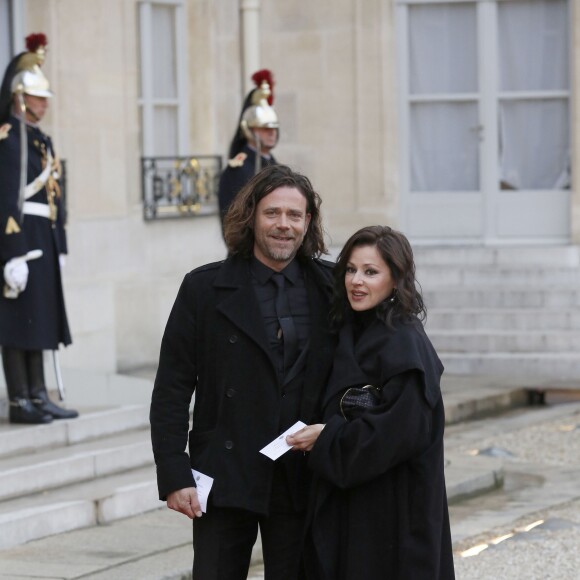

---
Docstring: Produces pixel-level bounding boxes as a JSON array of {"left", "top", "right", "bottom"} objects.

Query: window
[
  {"left": 138, "top": 0, "right": 189, "bottom": 157},
  {"left": 397, "top": 0, "right": 571, "bottom": 241}
]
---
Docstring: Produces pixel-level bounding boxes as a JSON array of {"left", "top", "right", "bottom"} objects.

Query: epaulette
[
  {"left": 0, "top": 123, "right": 12, "bottom": 141},
  {"left": 227, "top": 152, "right": 247, "bottom": 168}
]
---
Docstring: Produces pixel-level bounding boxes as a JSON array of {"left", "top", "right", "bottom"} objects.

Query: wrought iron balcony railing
[{"left": 141, "top": 155, "right": 222, "bottom": 221}]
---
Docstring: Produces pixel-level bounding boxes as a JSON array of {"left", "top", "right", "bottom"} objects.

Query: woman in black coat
[{"left": 288, "top": 225, "right": 455, "bottom": 580}]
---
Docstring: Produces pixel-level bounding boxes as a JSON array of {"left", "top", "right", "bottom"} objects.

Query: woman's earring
[{"left": 389, "top": 288, "right": 398, "bottom": 303}]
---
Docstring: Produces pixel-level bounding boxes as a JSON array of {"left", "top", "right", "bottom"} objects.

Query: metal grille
[{"left": 141, "top": 156, "right": 222, "bottom": 221}]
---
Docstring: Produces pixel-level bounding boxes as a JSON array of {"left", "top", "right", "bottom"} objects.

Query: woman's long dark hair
[
  {"left": 330, "top": 225, "right": 426, "bottom": 328},
  {"left": 224, "top": 164, "right": 327, "bottom": 258}
]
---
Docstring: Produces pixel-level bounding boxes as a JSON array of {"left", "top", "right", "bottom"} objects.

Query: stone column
[
  {"left": 571, "top": 0, "right": 580, "bottom": 243},
  {"left": 240, "top": 0, "right": 261, "bottom": 95}
]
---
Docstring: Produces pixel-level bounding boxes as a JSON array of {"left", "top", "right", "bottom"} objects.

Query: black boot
[
  {"left": 31, "top": 390, "right": 79, "bottom": 420},
  {"left": 27, "top": 350, "right": 79, "bottom": 420},
  {"left": 9, "top": 397, "right": 54, "bottom": 424},
  {"left": 2, "top": 348, "right": 53, "bottom": 424}
]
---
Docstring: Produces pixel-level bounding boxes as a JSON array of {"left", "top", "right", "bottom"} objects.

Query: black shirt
[{"left": 250, "top": 257, "right": 310, "bottom": 379}]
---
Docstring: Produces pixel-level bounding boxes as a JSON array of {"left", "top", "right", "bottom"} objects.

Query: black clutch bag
[{"left": 339, "top": 385, "right": 383, "bottom": 421}]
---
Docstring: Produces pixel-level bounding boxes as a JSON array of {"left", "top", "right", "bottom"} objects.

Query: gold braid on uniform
[{"left": 37, "top": 140, "right": 59, "bottom": 223}]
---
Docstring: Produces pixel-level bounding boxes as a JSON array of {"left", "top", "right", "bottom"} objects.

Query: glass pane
[
  {"left": 151, "top": 4, "right": 177, "bottom": 99},
  {"left": 499, "top": 0, "right": 569, "bottom": 91},
  {"left": 154, "top": 106, "right": 178, "bottom": 157},
  {"left": 410, "top": 102, "right": 479, "bottom": 192},
  {"left": 0, "top": 0, "right": 11, "bottom": 75},
  {"left": 409, "top": 3, "right": 477, "bottom": 94},
  {"left": 499, "top": 99, "right": 569, "bottom": 190}
]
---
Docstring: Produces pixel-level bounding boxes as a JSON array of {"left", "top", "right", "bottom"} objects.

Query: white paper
[
  {"left": 259, "top": 421, "right": 307, "bottom": 460},
  {"left": 191, "top": 469, "right": 214, "bottom": 513}
]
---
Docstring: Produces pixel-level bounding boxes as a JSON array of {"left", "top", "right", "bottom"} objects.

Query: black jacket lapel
[{"left": 214, "top": 257, "right": 276, "bottom": 371}]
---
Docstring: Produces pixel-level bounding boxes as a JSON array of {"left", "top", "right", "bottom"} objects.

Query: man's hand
[
  {"left": 286, "top": 423, "right": 325, "bottom": 452},
  {"left": 167, "top": 487, "right": 203, "bottom": 519}
]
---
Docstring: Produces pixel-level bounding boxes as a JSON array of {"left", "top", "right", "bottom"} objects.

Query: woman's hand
[{"left": 286, "top": 424, "right": 325, "bottom": 452}]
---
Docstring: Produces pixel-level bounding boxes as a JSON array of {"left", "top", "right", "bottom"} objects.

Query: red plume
[
  {"left": 251, "top": 69, "right": 274, "bottom": 105},
  {"left": 25, "top": 33, "right": 48, "bottom": 53}
]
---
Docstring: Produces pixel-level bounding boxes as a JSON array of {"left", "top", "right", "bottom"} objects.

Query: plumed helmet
[
  {"left": 0, "top": 33, "right": 52, "bottom": 122},
  {"left": 10, "top": 33, "right": 53, "bottom": 98},
  {"left": 240, "top": 72, "right": 279, "bottom": 140},
  {"left": 227, "top": 69, "right": 279, "bottom": 159}
]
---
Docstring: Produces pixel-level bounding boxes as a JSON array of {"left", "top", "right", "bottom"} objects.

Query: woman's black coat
[{"left": 305, "top": 315, "right": 455, "bottom": 580}]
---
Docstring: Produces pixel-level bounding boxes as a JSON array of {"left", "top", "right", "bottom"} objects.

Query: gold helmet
[
  {"left": 10, "top": 33, "right": 53, "bottom": 98},
  {"left": 240, "top": 74, "right": 279, "bottom": 141},
  {"left": 227, "top": 69, "right": 280, "bottom": 161}
]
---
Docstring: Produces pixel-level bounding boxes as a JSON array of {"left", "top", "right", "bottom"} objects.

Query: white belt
[
  {"left": 24, "top": 152, "right": 53, "bottom": 199},
  {"left": 23, "top": 201, "right": 51, "bottom": 218}
]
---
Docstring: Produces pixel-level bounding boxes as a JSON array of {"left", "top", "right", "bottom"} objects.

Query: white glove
[
  {"left": 59, "top": 254, "right": 66, "bottom": 269},
  {"left": 4, "top": 259, "right": 29, "bottom": 292}
]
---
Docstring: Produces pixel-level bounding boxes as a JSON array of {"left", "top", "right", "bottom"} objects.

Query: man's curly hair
[{"left": 223, "top": 164, "right": 327, "bottom": 258}]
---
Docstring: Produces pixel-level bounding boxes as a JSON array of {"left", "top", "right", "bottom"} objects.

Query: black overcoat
[
  {"left": 304, "top": 316, "right": 455, "bottom": 580},
  {"left": 150, "top": 254, "right": 335, "bottom": 515},
  {"left": 0, "top": 116, "right": 71, "bottom": 349}
]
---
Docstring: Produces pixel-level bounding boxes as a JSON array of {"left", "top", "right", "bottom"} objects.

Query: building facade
[{"left": 1, "top": 0, "right": 578, "bottom": 374}]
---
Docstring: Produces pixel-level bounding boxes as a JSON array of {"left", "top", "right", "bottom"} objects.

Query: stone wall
[{"left": 15, "top": 0, "right": 579, "bottom": 375}]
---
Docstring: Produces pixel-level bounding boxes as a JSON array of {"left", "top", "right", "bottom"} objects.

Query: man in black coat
[
  {"left": 218, "top": 69, "right": 279, "bottom": 234},
  {"left": 150, "top": 164, "right": 335, "bottom": 580},
  {"left": 0, "top": 33, "right": 77, "bottom": 424}
]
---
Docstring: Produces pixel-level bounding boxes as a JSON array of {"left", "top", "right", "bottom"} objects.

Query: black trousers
[{"left": 192, "top": 466, "right": 306, "bottom": 580}]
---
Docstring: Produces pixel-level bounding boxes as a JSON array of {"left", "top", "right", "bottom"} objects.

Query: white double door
[{"left": 397, "top": 0, "right": 570, "bottom": 244}]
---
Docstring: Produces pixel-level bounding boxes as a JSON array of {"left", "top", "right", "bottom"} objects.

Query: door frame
[{"left": 395, "top": 0, "right": 572, "bottom": 245}]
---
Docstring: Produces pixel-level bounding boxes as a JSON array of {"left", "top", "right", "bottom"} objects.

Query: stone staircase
[
  {"left": 415, "top": 245, "right": 580, "bottom": 381},
  {"left": 0, "top": 405, "right": 159, "bottom": 550},
  {"left": 2, "top": 243, "right": 578, "bottom": 557}
]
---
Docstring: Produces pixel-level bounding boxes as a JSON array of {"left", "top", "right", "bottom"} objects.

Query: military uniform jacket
[
  {"left": 0, "top": 116, "right": 71, "bottom": 349},
  {"left": 304, "top": 316, "right": 455, "bottom": 580},
  {"left": 150, "top": 254, "right": 335, "bottom": 515},
  {"left": 217, "top": 144, "right": 277, "bottom": 225}
]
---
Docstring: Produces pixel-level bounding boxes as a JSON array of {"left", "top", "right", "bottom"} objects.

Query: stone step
[
  {"left": 440, "top": 352, "right": 580, "bottom": 380},
  {"left": 413, "top": 245, "right": 580, "bottom": 267},
  {"left": 0, "top": 466, "right": 158, "bottom": 550},
  {"left": 0, "top": 404, "right": 149, "bottom": 459},
  {"left": 0, "top": 428, "right": 153, "bottom": 502},
  {"left": 423, "top": 288, "right": 580, "bottom": 309},
  {"left": 445, "top": 453, "right": 503, "bottom": 502},
  {"left": 0, "top": 454, "right": 501, "bottom": 561},
  {"left": 430, "top": 330, "right": 580, "bottom": 353},
  {"left": 427, "top": 309, "right": 580, "bottom": 332},
  {"left": 418, "top": 266, "right": 580, "bottom": 288}
]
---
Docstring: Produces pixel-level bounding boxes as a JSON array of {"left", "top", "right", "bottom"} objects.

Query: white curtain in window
[
  {"left": 499, "top": 0, "right": 568, "bottom": 92},
  {"left": 408, "top": 3, "right": 478, "bottom": 191},
  {"left": 154, "top": 107, "right": 178, "bottom": 157},
  {"left": 411, "top": 102, "right": 479, "bottom": 192},
  {"left": 151, "top": 4, "right": 177, "bottom": 100},
  {"left": 499, "top": 100, "right": 569, "bottom": 190},
  {"left": 409, "top": 3, "right": 477, "bottom": 94},
  {"left": 498, "top": 0, "right": 569, "bottom": 190}
]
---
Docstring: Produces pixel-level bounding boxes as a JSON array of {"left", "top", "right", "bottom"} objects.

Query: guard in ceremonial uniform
[
  {"left": 218, "top": 69, "right": 279, "bottom": 232},
  {"left": 0, "top": 34, "right": 77, "bottom": 424}
]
